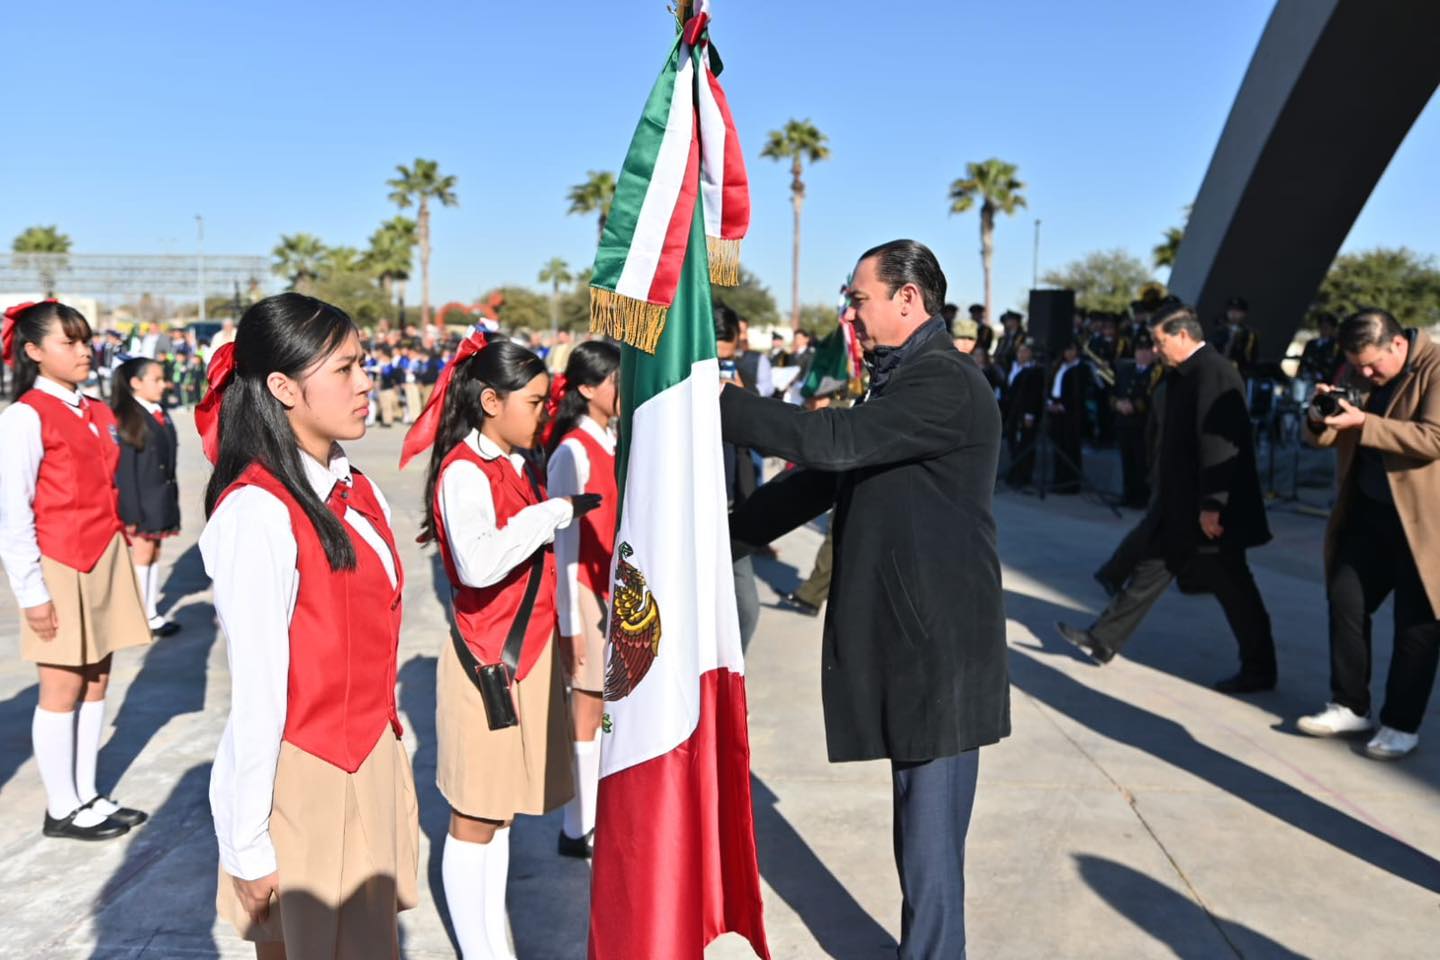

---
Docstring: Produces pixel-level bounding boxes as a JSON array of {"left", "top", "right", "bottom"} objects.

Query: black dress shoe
[
  {"left": 81, "top": 796, "right": 149, "bottom": 827},
  {"left": 557, "top": 829, "right": 593, "bottom": 860},
  {"left": 1092, "top": 570, "right": 1121, "bottom": 599},
  {"left": 43, "top": 809, "right": 130, "bottom": 841},
  {"left": 151, "top": 621, "right": 181, "bottom": 638},
  {"left": 777, "top": 593, "right": 820, "bottom": 617},
  {"left": 1213, "top": 672, "right": 1277, "bottom": 694},
  {"left": 1055, "top": 621, "right": 1115, "bottom": 665}
]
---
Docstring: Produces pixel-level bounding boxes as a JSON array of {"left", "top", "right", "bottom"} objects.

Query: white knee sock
[
  {"left": 563, "top": 739, "right": 601, "bottom": 840},
  {"left": 32, "top": 707, "right": 104, "bottom": 826},
  {"left": 132, "top": 562, "right": 152, "bottom": 618},
  {"left": 484, "top": 827, "right": 514, "bottom": 959},
  {"left": 145, "top": 562, "right": 161, "bottom": 623},
  {"left": 74, "top": 699, "right": 118, "bottom": 815},
  {"left": 444, "top": 833, "right": 515, "bottom": 960}
]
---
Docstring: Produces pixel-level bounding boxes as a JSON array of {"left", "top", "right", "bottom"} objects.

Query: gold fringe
[
  {"left": 590, "top": 288, "right": 669, "bottom": 355},
  {"left": 707, "top": 236, "right": 742, "bottom": 286}
]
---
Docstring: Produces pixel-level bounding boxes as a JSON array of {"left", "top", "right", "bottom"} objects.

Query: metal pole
[
  {"left": 1032, "top": 219, "right": 1041, "bottom": 289},
  {"left": 196, "top": 215, "right": 206, "bottom": 325}
]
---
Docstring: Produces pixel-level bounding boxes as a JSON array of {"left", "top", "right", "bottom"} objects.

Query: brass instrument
[{"left": 1081, "top": 342, "right": 1116, "bottom": 387}]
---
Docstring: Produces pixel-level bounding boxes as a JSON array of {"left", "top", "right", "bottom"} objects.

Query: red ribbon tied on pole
[
  {"left": 398, "top": 330, "right": 489, "bottom": 469},
  {"left": 195, "top": 342, "right": 236, "bottom": 464},
  {"left": 2, "top": 299, "right": 57, "bottom": 367}
]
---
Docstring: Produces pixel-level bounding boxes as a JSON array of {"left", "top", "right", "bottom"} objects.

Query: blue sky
[{"left": 4, "top": 0, "right": 1436, "bottom": 315}]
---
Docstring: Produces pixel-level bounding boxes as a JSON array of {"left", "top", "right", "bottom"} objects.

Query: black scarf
[{"left": 867, "top": 315, "right": 947, "bottom": 397}]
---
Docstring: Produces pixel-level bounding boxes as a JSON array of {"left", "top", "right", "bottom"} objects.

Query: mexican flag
[
  {"left": 587, "top": 6, "right": 769, "bottom": 959},
  {"left": 800, "top": 280, "right": 863, "bottom": 399}
]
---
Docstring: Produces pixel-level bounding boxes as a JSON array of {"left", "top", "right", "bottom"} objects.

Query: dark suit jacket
[
  {"left": 720, "top": 329, "right": 1009, "bottom": 762},
  {"left": 1152, "top": 343, "right": 1269, "bottom": 564},
  {"left": 1003, "top": 365, "right": 1044, "bottom": 439},
  {"left": 117, "top": 412, "right": 180, "bottom": 534}
]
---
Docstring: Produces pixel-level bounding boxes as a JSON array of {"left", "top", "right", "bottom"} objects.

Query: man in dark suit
[
  {"left": 1212, "top": 295, "right": 1260, "bottom": 374},
  {"left": 1003, "top": 340, "right": 1044, "bottom": 486},
  {"left": 1057, "top": 300, "right": 1277, "bottom": 693},
  {"left": 1299, "top": 312, "right": 1344, "bottom": 384},
  {"left": 992, "top": 309, "right": 1026, "bottom": 375},
  {"left": 1111, "top": 335, "right": 1163, "bottom": 507},
  {"left": 1046, "top": 340, "right": 1087, "bottom": 493},
  {"left": 721, "top": 239, "right": 1007, "bottom": 959}
]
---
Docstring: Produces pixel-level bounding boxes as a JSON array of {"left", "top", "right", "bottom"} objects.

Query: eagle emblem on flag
[{"left": 604, "top": 542, "right": 663, "bottom": 701}]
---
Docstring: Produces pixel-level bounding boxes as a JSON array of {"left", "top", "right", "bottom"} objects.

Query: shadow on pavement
[{"left": 0, "top": 682, "right": 39, "bottom": 793}]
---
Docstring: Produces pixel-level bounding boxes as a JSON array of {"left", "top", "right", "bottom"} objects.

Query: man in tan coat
[{"left": 1296, "top": 309, "right": 1440, "bottom": 760}]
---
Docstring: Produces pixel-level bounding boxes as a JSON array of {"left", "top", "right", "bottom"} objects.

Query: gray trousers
[
  {"left": 733, "top": 555, "right": 759, "bottom": 652},
  {"left": 892, "top": 749, "right": 980, "bottom": 959}
]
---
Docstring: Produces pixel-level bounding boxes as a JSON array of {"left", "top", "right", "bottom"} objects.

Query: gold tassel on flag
[
  {"left": 706, "top": 236, "right": 741, "bottom": 286},
  {"left": 590, "top": 288, "right": 670, "bottom": 354}
]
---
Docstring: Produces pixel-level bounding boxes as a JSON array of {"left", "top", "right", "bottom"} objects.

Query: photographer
[{"left": 1296, "top": 309, "right": 1440, "bottom": 760}]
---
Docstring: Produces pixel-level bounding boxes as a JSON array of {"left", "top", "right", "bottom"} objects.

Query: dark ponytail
[
  {"left": 9, "top": 302, "right": 92, "bottom": 399},
  {"left": 544, "top": 340, "right": 620, "bottom": 457},
  {"left": 111, "top": 357, "right": 161, "bottom": 450},
  {"left": 202, "top": 293, "right": 359, "bottom": 571},
  {"left": 419, "top": 340, "right": 547, "bottom": 544}
]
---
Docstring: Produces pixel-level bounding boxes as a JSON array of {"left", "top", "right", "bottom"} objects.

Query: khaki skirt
[
  {"left": 437, "top": 632, "right": 574, "bottom": 821},
  {"left": 20, "top": 532, "right": 151, "bottom": 666},
  {"left": 217, "top": 734, "right": 419, "bottom": 958},
  {"left": 571, "top": 588, "right": 608, "bottom": 695}
]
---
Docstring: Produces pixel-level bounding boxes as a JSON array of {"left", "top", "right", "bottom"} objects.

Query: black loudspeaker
[{"left": 1028, "top": 288, "right": 1076, "bottom": 359}]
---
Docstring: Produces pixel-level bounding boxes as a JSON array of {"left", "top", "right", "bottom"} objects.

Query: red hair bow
[
  {"left": 540, "top": 372, "right": 569, "bottom": 448},
  {"left": 2, "top": 299, "right": 57, "bottom": 367},
  {"left": 195, "top": 342, "right": 236, "bottom": 464},
  {"left": 399, "top": 330, "right": 488, "bottom": 469}
]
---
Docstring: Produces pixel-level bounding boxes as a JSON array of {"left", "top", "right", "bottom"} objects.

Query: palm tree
[
  {"left": 320, "top": 245, "right": 363, "bottom": 278},
  {"left": 761, "top": 119, "right": 829, "bottom": 330},
  {"left": 1153, "top": 206, "right": 1193, "bottom": 270},
  {"left": 271, "top": 233, "right": 327, "bottom": 293},
  {"left": 363, "top": 217, "right": 417, "bottom": 319},
  {"left": 12, "top": 224, "right": 72, "bottom": 297},
  {"left": 387, "top": 158, "right": 459, "bottom": 326},
  {"left": 538, "top": 257, "right": 573, "bottom": 338},
  {"left": 567, "top": 171, "right": 616, "bottom": 243},
  {"left": 948, "top": 159, "right": 1027, "bottom": 328}
]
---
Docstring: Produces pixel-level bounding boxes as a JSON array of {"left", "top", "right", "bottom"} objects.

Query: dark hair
[
  {"left": 1339, "top": 308, "right": 1404, "bottom": 354},
  {"left": 858, "top": 239, "right": 947, "bottom": 317},
  {"left": 1150, "top": 300, "right": 1204, "bottom": 340},
  {"left": 1315, "top": 311, "right": 1340, "bottom": 331},
  {"left": 545, "top": 340, "right": 620, "bottom": 457},
  {"left": 714, "top": 304, "right": 741, "bottom": 344},
  {"left": 202, "top": 293, "right": 360, "bottom": 571},
  {"left": 420, "top": 340, "right": 548, "bottom": 544},
  {"left": 111, "top": 357, "right": 162, "bottom": 450},
  {"left": 9, "top": 301, "right": 92, "bottom": 399}
]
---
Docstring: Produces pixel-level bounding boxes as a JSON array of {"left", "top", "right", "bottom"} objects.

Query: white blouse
[
  {"left": 545, "top": 416, "right": 616, "bottom": 637},
  {"left": 0, "top": 376, "right": 98, "bottom": 608},
  {"left": 203, "top": 446, "right": 397, "bottom": 882},
  {"left": 437, "top": 429, "right": 574, "bottom": 591}
]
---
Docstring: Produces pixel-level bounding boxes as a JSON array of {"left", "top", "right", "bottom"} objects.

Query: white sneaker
[
  {"left": 1365, "top": 726, "right": 1418, "bottom": 760},
  {"left": 1297, "top": 702, "right": 1374, "bottom": 738}
]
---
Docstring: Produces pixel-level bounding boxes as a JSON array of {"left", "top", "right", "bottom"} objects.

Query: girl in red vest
[
  {"left": 111, "top": 356, "right": 182, "bottom": 637},
  {"left": 200, "top": 294, "right": 418, "bottom": 959},
  {"left": 403, "top": 335, "right": 598, "bottom": 960},
  {"left": 0, "top": 300, "right": 151, "bottom": 842},
  {"left": 543, "top": 340, "right": 620, "bottom": 859}
]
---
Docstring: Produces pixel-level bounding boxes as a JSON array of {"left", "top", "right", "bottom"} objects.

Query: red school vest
[
  {"left": 19, "top": 390, "right": 124, "bottom": 572},
  {"left": 559, "top": 427, "right": 617, "bottom": 598},
  {"left": 217, "top": 463, "right": 405, "bottom": 774},
  {"left": 434, "top": 442, "right": 557, "bottom": 682}
]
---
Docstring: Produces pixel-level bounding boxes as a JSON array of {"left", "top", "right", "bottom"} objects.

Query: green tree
[
  {"left": 311, "top": 268, "right": 394, "bottom": 331},
  {"left": 567, "top": 171, "right": 616, "bottom": 243},
  {"left": 1153, "top": 205, "right": 1192, "bottom": 270},
  {"left": 795, "top": 302, "right": 840, "bottom": 338},
  {"left": 1314, "top": 247, "right": 1440, "bottom": 329},
  {"left": 711, "top": 268, "right": 781, "bottom": 330},
  {"left": 557, "top": 267, "right": 596, "bottom": 333},
  {"left": 320, "top": 245, "right": 363, "bottom": 278},
  {"left": 12, "top": 224, "right": 72, "bottom": 297},
  {"left": 271, "top": 233, "right": 328, "bottom": 293},
  {"left": 489, "top": 285, "right": 554, "bottom": 335},
  {"left": 387, "top": 158, "right": 459, "bottom": 326},
  {"left": 537, "top": 257, "right": 573, "bottom": 337},
  {"left": 1041, "top": 249, "right": 1156, "bottom": 314},
  {"left": 761, "top": 119, "right": 830, "bottom": 330},
  {"left": 363, "top": 216, "right": 417, "bottom": 318},
  {"left": 948, "top": 158, "right": 1027, "bottom": 327}
]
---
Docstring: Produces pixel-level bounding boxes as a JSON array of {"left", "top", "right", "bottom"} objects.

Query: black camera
[{"left": 1311, "top": 385, "right": 1364, "bottom": 418}]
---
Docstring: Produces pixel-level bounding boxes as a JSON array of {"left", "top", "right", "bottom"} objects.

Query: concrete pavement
[{"left": 0, "top": 410, "right": 1435, "bottom": 958}]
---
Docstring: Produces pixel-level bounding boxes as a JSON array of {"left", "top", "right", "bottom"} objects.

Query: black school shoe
[
  {"left": 777, "top": 593, "right": 821, "bottom": 617},
  {"left": 1213, "top": 672, "right": 1277, "bottom": 695},
  {"left": 43, "top": 809, "right": 130, "bottom": 841},
  {"left": 151, "top": 621, "right": 181, "bottom": 638},
  {"left": 81, "top": 796, "right": 149, "bottom": 827},
  {"left": 557, "top": 829, "right": 594, "bottom": 860},
  {"left": 1055, "top": 621, "right": 1115, "bottom": 665}
]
